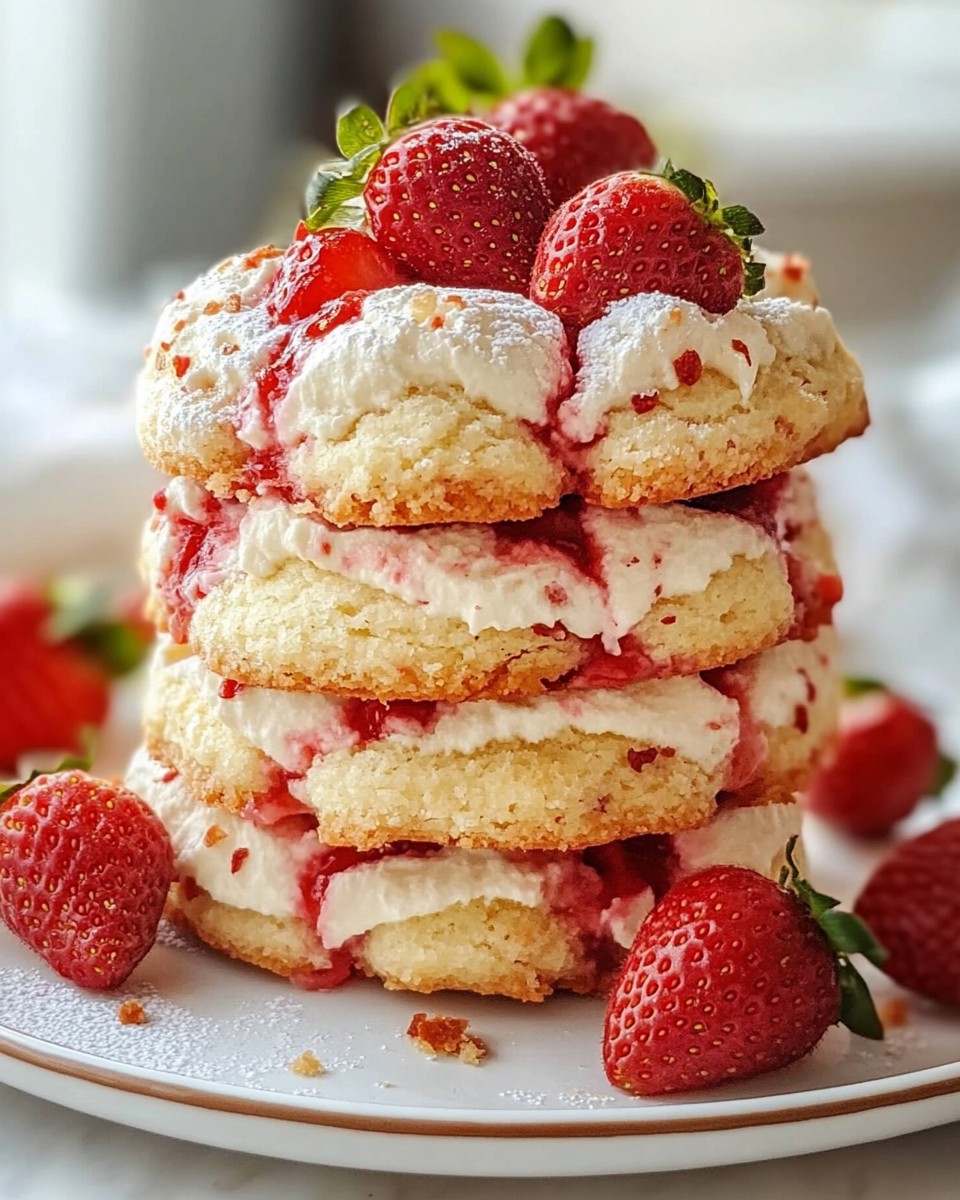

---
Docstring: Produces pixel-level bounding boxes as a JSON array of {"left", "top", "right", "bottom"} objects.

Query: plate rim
[{"left": 3, "top": 1025, "right": 960, "bottom": 1139}]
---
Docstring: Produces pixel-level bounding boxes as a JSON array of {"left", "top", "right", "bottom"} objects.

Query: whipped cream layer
[
  {"left": 128, "top": 748, "right": 800, "bottom": 956},
  {"left": 745, "top": 627, "right": 838, "bottom": 729},
  {"left": 605, "top": 800, "right": 803, "bottom": 948},
  {"left": 272, "top": 284, "right": 572, "bottom": 448},
  {"left": 152, "top": 640, "right": 740, "bottom": 773},
  {"left": 148, "top": 478, "right": 776, "bottom": 650},
  {"left": 560, "top": 293, "right": 841, "bottom": 444},
  {"left": 126, "top": 748, "right": 315, "bottom": 920}
]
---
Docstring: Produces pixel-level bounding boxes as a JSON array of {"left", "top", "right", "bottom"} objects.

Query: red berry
[
  {"left": 531, "top": 171, "right": 747, "bottom": 327},
  {"left": 603, "top": 866, "right": 840, "bottom": 1095},
  {"left": 0, "top": 772, "right": 174, "bottom": 988},
  {"left": 268, "top": 227, "right": 406, "bottom": 323},
  {"left": 855, "top": 819, "right": 960, "bottom": 1006},
  {"left": 0, "top": 583, "right": 110, "bottom": 772},
  {"left": 364, "top": 117, "right": 552, "bottom": 294},
  {"left": 485, "top": 88, "right": 656, "bottom": 205},
  {"left": 805, "top": 691, "right": 944, "bottom": 836}
]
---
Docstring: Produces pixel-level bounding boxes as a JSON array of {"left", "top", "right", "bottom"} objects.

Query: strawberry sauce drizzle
[
  {"left": 235, "top": 291, "right": 368, "bottom": 500},
  {"left": 703, "top": 664, "right": 768, "bottom": 792},
  {"left": 154, "top": 491, "right": 242, "bottom": 644},
  {"left": 693, "top": 474, "right": 841, "bottom": 638}
]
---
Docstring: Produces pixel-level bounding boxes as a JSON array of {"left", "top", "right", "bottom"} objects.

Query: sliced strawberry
[{"left": 268, "top": 227, "right": 406, "bottom": 323}]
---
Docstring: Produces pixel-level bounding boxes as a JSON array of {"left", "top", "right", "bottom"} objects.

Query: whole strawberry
[
  {"left": 0, "top": 582, "right": 108, "bottom": 772},
  {"left": 805, "top": 683, "right": 954, "bottom": 836},
  {"left": 604, "top": 841, "right": 884, "bottom": 1096},
  {"left": 531, "top": 163, "right": 765, "bottom": 327},
  {"left": 855, "top": 819, "right": 960, "bottom": 1007},
  {"left": 0, "top": 771, "right": 174, "bottom": 988},
  {"left": 486, "top": 88, "right": 656, "bottom": 205},
  {"left": 268, "top": 224, "right": 406, "bottom": 323},
  {"left": 364, "top": 117, "right": 550, "bottom": 292},
  {"left": 405, "top": 17, "right": 655, "bottom": 204}
]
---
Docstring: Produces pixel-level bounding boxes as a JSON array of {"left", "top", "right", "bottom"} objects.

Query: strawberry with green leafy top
[
  {"left": 531, "top": 161, "right": 766, "bottom": 327},
  {"left": 303, "top": 92, "right": 552, "bottom": 293},
  {"left": 805, "top": 680, "right": 955, "bottom": 837},
  {"left": 604, "top": 838, "right": 884, "bottom": 1096},
  {"left": 406, "top": 17, "right": 657, "bottom": 204},
  {"left": 0, "top": 579, "right": 152, "bottom": 773},
  {"left": 0, "top": 770, "right": 174, "bottom": 988}
]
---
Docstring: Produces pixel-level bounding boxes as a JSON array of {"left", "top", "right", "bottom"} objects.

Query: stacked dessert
[{"left": 130, "top": 94, "right": 867, "bottom": 1001}]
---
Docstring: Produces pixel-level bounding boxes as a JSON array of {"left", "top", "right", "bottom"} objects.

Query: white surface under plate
[{"left": 1, "top": 818, "right": 959, "bottom": 1178}]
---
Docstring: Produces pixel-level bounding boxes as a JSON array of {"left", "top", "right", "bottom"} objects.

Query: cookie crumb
[
  {"left": 407, "top": 1012, "right": 488, "bottom": 1065},
  {"left": 117, "top": 1000, "right": 149, "bottom": 1026},
  {"left": 289, "top": 1050, "right": 325, "bottom": 1078},
  {"left": 878, "top": 997, "right": 910, "bottom": 1030},
  {"left": 204, "top": 824, "right": 227, "bottom": 847}
]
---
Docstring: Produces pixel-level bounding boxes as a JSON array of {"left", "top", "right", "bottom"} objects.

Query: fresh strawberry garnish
[
  {"left": 804, "top": 682, "right": 955, "bottom": 837},
  {"left": 0, "top": 771, "right": 174, "bottom": 988},
  {"left": 855, "top": 820, "right": 960, "bottom": 1007},
  {"left": 364, "top": 117, "right": 551, "bottom": 292},
  {"left": 401, "top": 18, "right": 655, "bottom": 205},
  {"left": 0, "top": 579, "right": 152, "bottom": 772},
  {"left": 486, "top": 88, "right": 656, "bottom": 205},
  {"left": 531, "top": 162, "right": 765, "bottom": 327},
  {"left": 303, "top": 94, "right": 552, "bottom": 294},
  {"left": 603, "top": 839, "right": 884, "bottom": 1096},
  {"left": 268, "top": 226, "right": 406, "bottom": 323}
]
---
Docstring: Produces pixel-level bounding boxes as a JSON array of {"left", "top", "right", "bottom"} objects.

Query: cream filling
[
  {"left": 125, "top": 747, "right": 313, "bottom": 920},
  {"left": 158, "top": 643, "right": 740, "bottom": 773},
  {"left": 226, "top": 494, "right": 773, "bottom": 649},
  {"left": 318, "top": 849, "right": 550, "bottom": 949},
  {"left": 559, "top": 293, "right": 839, "bottom": 444},
  {"left": 274, "top": 283, "right": 571, "bottom": 445},
  {"left": 743, "top": 627, "right": 838, "bottom": 729},
  {"left": 127, "top": 749, "right": 800, "bottom": 954},
  {"left": 604, "top": 801, "right": 803, "bottom": 950}
]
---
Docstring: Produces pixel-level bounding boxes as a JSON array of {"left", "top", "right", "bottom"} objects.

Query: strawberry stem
[
  {"left": 660, "top": 161, "right": 765, "bottom": 297},
  {"left": 781, "top": 836, "right": 886, "bottom": 1041}
]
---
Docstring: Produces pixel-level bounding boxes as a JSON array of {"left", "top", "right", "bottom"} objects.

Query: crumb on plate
[
  {"left": 407, "top": 1012, "right": 488, "bottom": 1065},
  {"left": 117, "top": 999, "right": 149, "bottom": 1026},
  {"left": 878, "top": 997, "right": 910, "bottom": 1030},
  {"left": 289, "top": 1050, "right": 325, "bottom": 1078}
]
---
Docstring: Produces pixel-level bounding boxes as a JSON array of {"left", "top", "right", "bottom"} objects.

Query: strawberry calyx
[
  {"left": 303, "top": 84, "right": 448, "bottom": 231},
  {"left": 404, "top": 15, "right": 595, "bottom": 117},
  {"left": 779, "top": 836, "right": 886, "bottom": 1040},
  {"left": 45, "top": 577, "right": 152, "bottom": 679},
  {"left": 660, "top": 160, "right": 766, "bottom": 297},
  {"left": 0, "top": 755, "right": 93, "bottom": 809}
]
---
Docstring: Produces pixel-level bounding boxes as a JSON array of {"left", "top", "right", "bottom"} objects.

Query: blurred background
[{"left": 1, "top": 0, "right": 959, "bottom": 727}]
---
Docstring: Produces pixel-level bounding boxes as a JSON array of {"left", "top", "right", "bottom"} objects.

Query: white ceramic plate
[{"left": 1, "top": 819, "right": 959, "bottom": 1177}]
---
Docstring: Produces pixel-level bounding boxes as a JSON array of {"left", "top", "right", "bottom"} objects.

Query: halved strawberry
[{"left": 268, "top": 224, "right": 407, "bottom": 323}]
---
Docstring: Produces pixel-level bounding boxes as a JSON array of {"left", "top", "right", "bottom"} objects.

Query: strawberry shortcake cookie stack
[{"left": 130, "top": 74, "right": 867, "bottom": 999}]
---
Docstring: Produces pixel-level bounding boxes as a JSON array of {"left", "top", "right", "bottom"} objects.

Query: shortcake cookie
[
  {"left": 143, "top": 471, "right": 837, "bottom": 701},
  {"left": 559, "top": 293, "right": 867, "bottom": 509},
  {"left": 142, "top": 628, "right": 837, "bottom": 851},
  {"left": 128, "top": 747, "right": 802, "bottom": 1000},
  {"left": 138, "top": 263, "right": 572, "bottom": 527}
]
